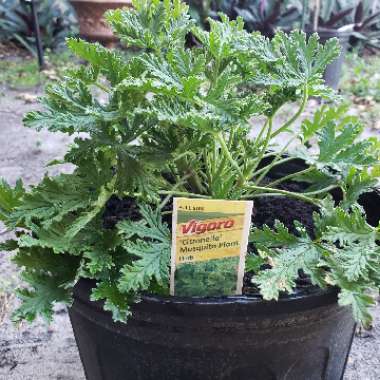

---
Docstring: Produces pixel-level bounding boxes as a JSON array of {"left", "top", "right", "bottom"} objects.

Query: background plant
[
  {"left": 0, "top": 0, "right": 78, "bottom": 55},
  {"left": 304, "top": 0, "right": 380, "bottom": 50},
  {"left": 188, "top": 0, "right": 302, "bottom": 37},
  {"left": 0, "top": 0, "right": 379, "bottom": 327}
]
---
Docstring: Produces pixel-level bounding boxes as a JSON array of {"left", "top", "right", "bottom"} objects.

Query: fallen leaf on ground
[{"left": 16, "top": 93, "right": 38, "bottom": 104}]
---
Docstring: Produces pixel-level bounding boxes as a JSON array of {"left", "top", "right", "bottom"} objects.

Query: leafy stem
[
  {"left": 271, "top": 84, "right": 309, "bottom": 138},
  {"left": 244, "top": 185, "right": 321, "bottom": 206},
  {"left": 215, "top": 132, "right": 246, "bottom": 185}
]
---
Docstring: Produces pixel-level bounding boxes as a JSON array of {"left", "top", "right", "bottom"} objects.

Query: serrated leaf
[
  {"left": 341, "top": 168, "right": 378, "bottom": 209},
  {"left": 0, "top": 179, "right": 25, "bottom": 224},
  {"left": 118, "top": 205, "right": 170, "bottom": 293},
  {"left": 320, "top": 205, "right": 374, "bottom": 245},
  {"left": 12, "top": 254, "right": 79, "bottom": 323},
  {"left": 118, "top": 240, "right": 170, "bottom": 293},
  {"left": 9, "top": 174, "right": 98, "bottom": 229},
  {"left": 338, "top": 289, "right": 375, "bottom": 327},
  {"left": 91, "top": 281, "right": 132, "bottom": 322},
  {"left": 250, "top": 220, "right": 298, "bottom": 247},
  {"left": 66, "top": 38, "right": 129, "bottom": 85}
]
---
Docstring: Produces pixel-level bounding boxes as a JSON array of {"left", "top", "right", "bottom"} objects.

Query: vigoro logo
[{"left": 181, "top": 219, "right": 234, "bottom": 235}]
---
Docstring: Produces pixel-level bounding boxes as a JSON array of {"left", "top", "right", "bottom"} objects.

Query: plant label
[{"left": 170, "top": 198, "right": 253, "bottom": 297}]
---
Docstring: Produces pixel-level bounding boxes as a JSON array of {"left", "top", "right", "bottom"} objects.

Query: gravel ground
[{"left": 0, "top": 89, "right": 379, "bottom": 380}]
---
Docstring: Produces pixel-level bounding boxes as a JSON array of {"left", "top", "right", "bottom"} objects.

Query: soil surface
[{"left": 1, "top": 89, "right": 380, "bottom": 380}]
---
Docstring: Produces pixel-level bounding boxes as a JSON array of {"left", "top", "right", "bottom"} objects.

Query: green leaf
[
  {"left": 322, "top": 206, "right": 374, "bottom": 245},
  {"left": 338, "top": 289, "right": 375, "bottom": 327},
  {"left": 118, "top": 204, "right": 170, "bottom": 242},
  {"left": 118, "top": 205, "right": 171, "bottom": 293},
  {"left": 250, "top": 220, "right": 298, "bottom": 248},
  {"left": 12, "top": 251, "right": 80, "bottom": 323},
  {"left": 106, "top": 0, "right": 193, "bottom": 51},
  {"left": 341, "top": 168, "right": 378, "bottom": 209},
  {"left": 66, "top": 38, "right": 129, "bottom": 85},
  {"left": 318, "top": 122, "right": 377, "bottom": 169},
  {"left": 337, "top": 243, "right": 379, "bottom": 282},
  {"left": 9, "top": 174, "right": 98, "bottom": 228},
  {"left": 245, "top": 254, "right": 264, "bottom": 274},
  {"left": 118, "top": 240, "right": 170, "bottom": 293},
  {"left": 252, "top": 222, "right": 323, "bottom": 299},
  {"left": 91, "top": 281, "right": 132, "bottom": 322},
  {"left": 272, "top": 31, "right": 340, "bottom": 85},
  {"left": 0, "top": 179, "right": 25, "bottom": 224},
  {"left": 23, "top": 80, "right": 120, "bottom": 135}
]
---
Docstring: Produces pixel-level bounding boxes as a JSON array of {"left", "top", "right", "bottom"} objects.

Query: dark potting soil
[{"left": 102, "top": 181, "right": 318, "bottom": 297}]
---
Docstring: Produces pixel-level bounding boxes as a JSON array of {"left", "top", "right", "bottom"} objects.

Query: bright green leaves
[
  {"left": 318, "top": 122, "right": 374, "bottom": 169},
  {"left": 67, "top": 38, "right": 129, "bottom": 85},
  {"left": 24, "top": 80, "right": 120, "bottom": 135},
  {"left": 9, "top": 175, "right": 96, "bottom": 228},
  {"left": 338, "top": 289, "right": 375, "bottom": 327},
  {"left": 106, "top": 0, "right": 193, "bottom": 52},
  {"left": 251, "top": 220, "right": 298, "bottom": 248},
  {"left": 0, "top": 179, "right": 24, "bottom": 224},
  {"left": 118, "top": 205, "right": 171, "bottom": 293},
  {"left": 91, "top": 281, "right": 132, "bottom": 322},
  {"left": 252, "top": 199, "right": 380, "bottom": 326},
  {"left": 248, "top": 31, "right": 341, "bottom": 107},
  {"left": 251, "top": 221, "right": 323, "bottom": 300},
  {"left": 5, "top": 0, "right": 380, "bottom": 328},
  {"left": 12, "top": 247, "right": 80, "bottom": 323},
  {"left": 273, "top": 31, "right": 340, "bottom": 84},
  {"left": 296, "top": 105, "right": 378, "bottom": 204},
  {"left": 341, "top": 168, "right": 378, "bottom": 209}
]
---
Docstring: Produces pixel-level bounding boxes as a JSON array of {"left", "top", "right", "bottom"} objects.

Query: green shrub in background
[
  {"left": 187, "top": 0, "right": 302, "bottom": 37},
  {"left": 0, "top": 0, "right": 78, "bottom": 54},
  {"left": 187, "top": 0, "right": 380, "bottom": 50}
]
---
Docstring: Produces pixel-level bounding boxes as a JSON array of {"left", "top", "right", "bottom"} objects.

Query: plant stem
[
  {"left": 158, "top": 190, "right": 211, "bottom": 199},
  {"left": 215, "top": 132, "right": 246, "bottom": 185},
  {"left": 175, "top": 156, "right": 204, "bottom": 194},
  {"left": 271, "top": 84, "right": 309, "bottom": 139},
  {"left": 252, "top": 156, "right": 295, "bottom": 178},
  {"left": 244, "top": 185, "right": 321, "bottom": 206},
  {"left": 265, "top": 167, "right": 314, "bottom": 188},
  {"left": 248, "top": 117, "right": 273, "bottom": 179},
  {"left": 94, "top": 81, "right": 111, "bottom": 93},
  {"left": 303, "top": 185, "right": 338, "bottom": 195}
]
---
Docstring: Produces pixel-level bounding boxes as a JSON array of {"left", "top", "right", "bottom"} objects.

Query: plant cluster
[
  {"left": 1, "top": 0, "right": 380, "bottom": 326},
  {"left": 188, "top": 0, "right": 301, "bottom": 37},
  {"left": 0, "top": 0, "right": 78, "bottom": 54},
  {"left": 308, "top": 0, "right": 380, "bottom": 50},
  {"left": 188, "top": 0, "right": 380, "bottom": 50}
]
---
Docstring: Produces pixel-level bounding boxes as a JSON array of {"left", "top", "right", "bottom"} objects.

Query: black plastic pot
[
  {"left": 70, "top": 281, "right": 355, "bottom": 380},
  {"left": 69, "top": 158, "right": 380, "bottom": 380},
  {"left": 308, "top": 28, "right": 351, "bottom": 90}
]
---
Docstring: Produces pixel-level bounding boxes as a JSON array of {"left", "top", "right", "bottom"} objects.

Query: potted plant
[
  {"left": 1, "top": 0, "right": 380, "bottom": 379},
  {"left": 69, "top": 0, "right": 131, "bottom": 44}
]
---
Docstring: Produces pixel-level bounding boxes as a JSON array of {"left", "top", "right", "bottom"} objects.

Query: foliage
[
  {"left": 187, "top": 0, "right": 302, "bottom": 38},
  {"left": 303, "top": 0, "right": 380, "bottom": 50},
  {"left": 342, "top": 52, "right": 380, "bottom": 101},
  {"left": 0, "top": 0, "right": 77, "bottom": 54},
  {"left": 341, "top": 52, "right": 380, "bottom": 129},
  {"left": 0, "top": 0, "right": 379, "bottom": 327}
]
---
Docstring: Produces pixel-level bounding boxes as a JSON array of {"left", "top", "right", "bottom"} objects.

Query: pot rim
[{"left": 74, "top": 278, "right": 341, "bottom": 317}]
